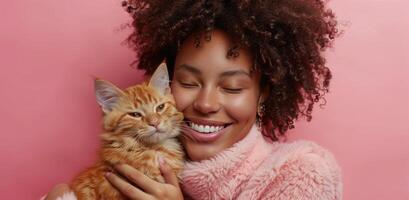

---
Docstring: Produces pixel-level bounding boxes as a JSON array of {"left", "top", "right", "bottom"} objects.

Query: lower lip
[{"left": 184, "top": 124, "right": 231, "bottom": 143}]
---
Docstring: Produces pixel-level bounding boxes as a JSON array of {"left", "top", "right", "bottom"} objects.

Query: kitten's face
[
  {"left": 105, "top": 84, "right": 183, "bottom": 144},
  {"left": 95, "top": 63, "right": 183, "bottom": 144}
]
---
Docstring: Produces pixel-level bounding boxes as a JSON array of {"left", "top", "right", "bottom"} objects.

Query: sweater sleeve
[
  {"left": 261, "top": 152, "right": 343, "bottom": 200},
  {"left": 40, "top": 192, "right": 77, "bottom": 200}
]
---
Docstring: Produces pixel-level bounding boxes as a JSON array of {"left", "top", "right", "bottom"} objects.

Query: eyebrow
[
  {"left": 177, "top": 64, "right": 251, "bottom": 78},
  {"left": 177, "top": 64, "right": 201, "bottom": 75}
]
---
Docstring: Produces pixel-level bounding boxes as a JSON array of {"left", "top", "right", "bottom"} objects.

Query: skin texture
[
  {"left": 104, "top": 160, "right": 183, "bottom": 200},
  {"left": 171, "top": 29, "right": 262, "bottom": 161}
]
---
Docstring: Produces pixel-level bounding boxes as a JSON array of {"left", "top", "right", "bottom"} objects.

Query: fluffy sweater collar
[{"left": 180, "top": 124, "right": 278, "bottom": 199}]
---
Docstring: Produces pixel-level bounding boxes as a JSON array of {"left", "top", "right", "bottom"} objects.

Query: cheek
[
  {"left": 224, "top": 93, "right": 258, "bottom": 122},
  {"left": 117, "top": 117, "right": 142, "bottom": 133},
  {"left": 171, "top": 84, "right": 193, "bottom": 112}
]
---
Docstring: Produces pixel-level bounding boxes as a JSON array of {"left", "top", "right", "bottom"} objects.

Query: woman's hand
[{"left": 105, "top": 156, "right": 184, "bottom": 200}]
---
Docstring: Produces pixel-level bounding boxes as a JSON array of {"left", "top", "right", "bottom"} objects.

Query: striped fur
[{"left": 70, "top": 81, "right": 185, "bottom": 200}]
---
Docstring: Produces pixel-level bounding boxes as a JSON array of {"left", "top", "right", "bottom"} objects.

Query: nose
[
  {"left": 193, "top": 87, "right": 220, "bottom": 114},
  {"left": 146, "top": 115, "right": 160, "bottom": 127}
]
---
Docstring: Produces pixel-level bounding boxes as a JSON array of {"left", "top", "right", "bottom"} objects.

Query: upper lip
[{"left": 185, "top": 117, "right": 232, "bottom": 126}]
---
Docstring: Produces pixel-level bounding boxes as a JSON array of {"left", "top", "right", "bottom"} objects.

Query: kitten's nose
[{"left": 147, "top": 115, "right": 159, "bottom": 127}]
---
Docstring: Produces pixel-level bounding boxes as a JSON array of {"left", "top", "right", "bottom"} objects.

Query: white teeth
[{"left": 188, "top": 122, "right": 225, "bottom": 134}]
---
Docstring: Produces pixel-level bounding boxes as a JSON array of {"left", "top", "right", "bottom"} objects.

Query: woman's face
[{"left": 171, "top": 29, "right": 262, "bottom": 161}]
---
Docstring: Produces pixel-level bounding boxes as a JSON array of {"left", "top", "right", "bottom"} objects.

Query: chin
[
  {"left": 186, "top": 150, "right": 213, "bottom": 161},
  {"left": 182, "top": 140, "right": 224, "bottom": 161}
]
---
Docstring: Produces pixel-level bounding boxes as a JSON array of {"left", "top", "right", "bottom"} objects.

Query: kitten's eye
[
  {"left": 128, "top": 112, "right": 142, "bottom": 118},
  {"left": 156, "top": 103, "right": 166, "bottom": 112}
]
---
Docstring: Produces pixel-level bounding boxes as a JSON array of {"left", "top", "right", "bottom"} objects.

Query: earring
[{"left": 256, "top": 103, "right": 265, "bottom": 130}]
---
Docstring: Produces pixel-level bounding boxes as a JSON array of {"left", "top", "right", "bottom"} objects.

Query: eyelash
[
  {"left": 179, "top": 81, "right": 243, "bottom": 93},
  {"left": 223, "top": 88, "right": 243, "bottom": 94},
  {"left": 180, "top": 82, "right": 198, "bottom": 88}
]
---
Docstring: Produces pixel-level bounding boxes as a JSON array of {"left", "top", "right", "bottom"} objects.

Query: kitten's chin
[
  {"left": 145, "top": 131, "right": 179, "bottom": 144},
  {"left": 139, "top": 133, "right": 170, "bottom": 145},
  {"left": 130, "top": 127, "right": 180, "bottom": 145},
  {"left": 142, "top": 137, "right": 166, "bottom": 144}
]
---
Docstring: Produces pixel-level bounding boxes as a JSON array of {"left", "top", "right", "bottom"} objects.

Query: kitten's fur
[{"left": 70, "top": 64, "right": 185, "bottom": 200}]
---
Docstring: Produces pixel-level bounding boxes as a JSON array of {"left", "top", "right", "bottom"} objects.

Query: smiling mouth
[{"left": 185, "top": 118, "right": 233, "bottom": 134}]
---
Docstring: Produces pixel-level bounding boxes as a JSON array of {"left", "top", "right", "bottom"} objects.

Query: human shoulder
[
  {"left": 275, "top": 139, "right": 342, "bottom": 169},
  {"left": 241, "top": 140, "right": 343, "bottom": 200},
  {"left": 273, "top": 140, "right": 343, "bottom": 199}
]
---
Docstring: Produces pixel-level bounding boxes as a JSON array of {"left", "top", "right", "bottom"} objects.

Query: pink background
[{"left": 1, "top": 0, "right": 408, "bottom": 199}]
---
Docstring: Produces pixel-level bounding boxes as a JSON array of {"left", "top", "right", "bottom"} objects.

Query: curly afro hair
[{"left": 121, "top": 0, "right": 339, "bottom": 141}]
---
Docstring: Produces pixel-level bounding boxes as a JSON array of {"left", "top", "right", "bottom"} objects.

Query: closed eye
[
  {"left": 223, "top": 88, "right": 243, "bottom": 94},
  {"left": 179, "top": 82, "right": 198, "bottom": 88}
]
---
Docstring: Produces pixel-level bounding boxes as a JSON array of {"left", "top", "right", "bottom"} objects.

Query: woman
[{"left": 46, "top": 0, "right": 342, "bottom": 199}]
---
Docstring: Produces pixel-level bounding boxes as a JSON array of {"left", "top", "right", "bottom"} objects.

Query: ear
[
  {"left": 258, "top": 84, "right": 270, "bottom": 105},
  {"left": 94, "top": 79, "right": 124, "bottom": 113},
  {"left": 148, "top": 63, "right": 171, "bottom": 96}
]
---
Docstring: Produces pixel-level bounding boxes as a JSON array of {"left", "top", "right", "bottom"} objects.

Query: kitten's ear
[
  {"left": 94, "top": 79, "right": 124, "bottom": 113},
  {"left": 148, "top": 63, "right": 171, "bottom": 95}
]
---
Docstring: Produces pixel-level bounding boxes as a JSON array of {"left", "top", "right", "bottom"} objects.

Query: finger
[
  {"left": 158, "top": 156, "right": 179, "bottom": 187},
  {"left": 114, "top": 164, "right": 160, "bottom": 195},
  {"left": 105, "top": 172, "right": 152, "bottom": 200}
]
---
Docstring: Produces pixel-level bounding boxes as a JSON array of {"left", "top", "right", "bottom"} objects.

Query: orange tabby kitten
[{"left": 70, "top": 63, "right": 185, "bottom": 200}]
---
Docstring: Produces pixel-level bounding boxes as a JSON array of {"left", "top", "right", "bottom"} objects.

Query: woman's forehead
[{"left": 175, "top": 29, "right": 254, "bottom": 74}]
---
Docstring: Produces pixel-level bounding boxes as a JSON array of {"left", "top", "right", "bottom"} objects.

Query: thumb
[{"left": 158, "top": 156, "right": 179, "bottom": 187}]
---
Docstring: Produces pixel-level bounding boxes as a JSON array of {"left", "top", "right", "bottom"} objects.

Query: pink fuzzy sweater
[
  {"left": 180, "top": 125, "right": 342, "bottom": 199},
  {"left": 43, "top": 125, "right": 342, "bottom": 200}
]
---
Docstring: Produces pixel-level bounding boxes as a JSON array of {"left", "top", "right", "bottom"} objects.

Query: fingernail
[
  {"left": 158, "top": 155, "right": 166, "bottom": 166},
  {"left": 105, "top": 172, "right": 111, "bottom": 177}
]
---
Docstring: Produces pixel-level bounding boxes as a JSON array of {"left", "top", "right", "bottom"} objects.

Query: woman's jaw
[
  {"left": 171, "top": 29, "right": 261, "bottom": 161},
  {"left": 180, "top": 116, "right": 255, "bottom": 161}
]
